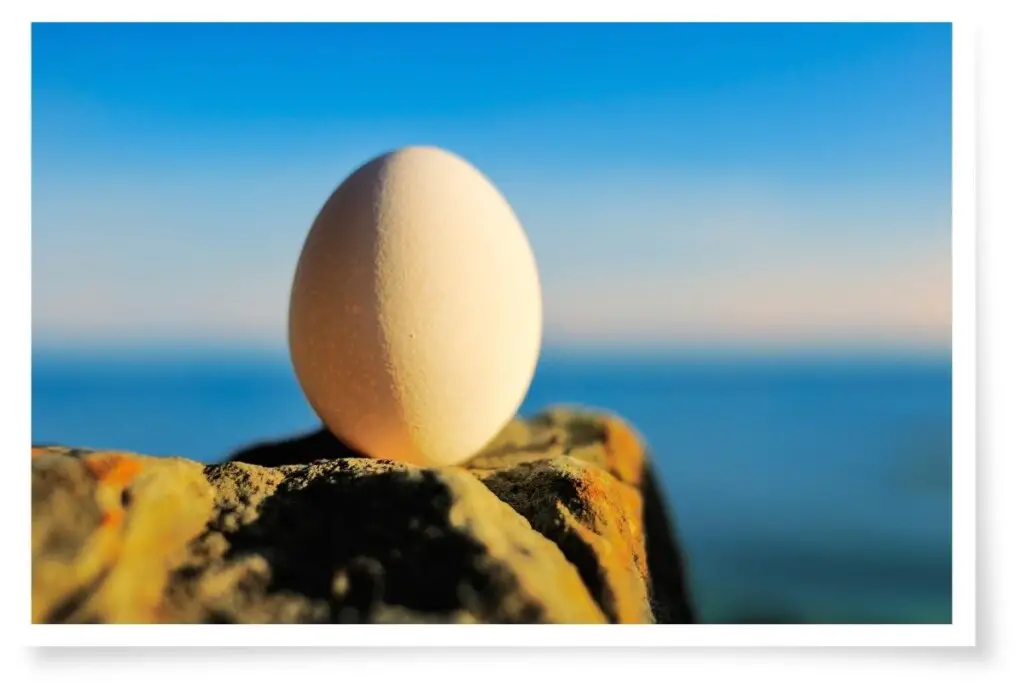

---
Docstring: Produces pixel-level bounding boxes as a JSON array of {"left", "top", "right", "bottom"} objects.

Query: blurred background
[{"left": 31, "top": 22, "right": 952, "bottom": 624}]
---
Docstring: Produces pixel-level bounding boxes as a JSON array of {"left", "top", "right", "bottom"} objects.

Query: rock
[{"left": 31, "top": 408, "right": 696, "bottom": 624}]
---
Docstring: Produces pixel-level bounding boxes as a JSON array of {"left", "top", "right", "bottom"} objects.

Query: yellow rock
[{"left": 31, "top": 408, "right": 695, "bottom": 624}]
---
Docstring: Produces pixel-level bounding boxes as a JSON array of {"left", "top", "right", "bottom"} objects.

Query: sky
[{"left": 31, "top": 22, "right": 952, "bottom": 354}]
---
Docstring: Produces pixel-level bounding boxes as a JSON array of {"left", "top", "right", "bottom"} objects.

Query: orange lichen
[
  {"left": 82, "top": 453, "right": 143, "bottom": 488},
  {"left": 99, "top": 509, "right": 125, "bottom": 529},
  {"left": 556, "top": 483, "right": 651, "bottom": 624},
  {"left": 601, "top": 416, "right": 646, "bottom": 487}
]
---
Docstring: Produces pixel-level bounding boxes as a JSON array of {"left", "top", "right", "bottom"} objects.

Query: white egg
[{"left": 288, "top": 146, "right": 543, "bottom": 467}]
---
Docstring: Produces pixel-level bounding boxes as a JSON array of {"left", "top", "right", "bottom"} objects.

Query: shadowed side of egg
[{"left": 289, "top": 146, "right": 543, "bottom": 467}]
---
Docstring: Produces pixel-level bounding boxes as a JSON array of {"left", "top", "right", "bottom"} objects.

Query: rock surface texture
[{"left": 31, "top": 408, "right": 695, "bottom": 624}]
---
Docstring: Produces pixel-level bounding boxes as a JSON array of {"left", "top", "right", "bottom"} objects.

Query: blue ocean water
[{"left": 31, "top": 350, "right": 952, "bottom": 624}]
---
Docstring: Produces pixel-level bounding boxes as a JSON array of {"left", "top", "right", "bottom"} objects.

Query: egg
[{"left": 288, "top": 146, "right": 543, "bottom": 467}]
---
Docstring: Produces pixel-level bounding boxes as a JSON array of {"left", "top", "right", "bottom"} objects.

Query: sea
[{"left": 31, "top": 348, "right": 953, "bottom": 624}]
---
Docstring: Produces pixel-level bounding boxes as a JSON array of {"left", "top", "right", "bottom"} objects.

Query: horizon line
[{"left": 31, "top": 339, "right": 953, "bottom": 363}]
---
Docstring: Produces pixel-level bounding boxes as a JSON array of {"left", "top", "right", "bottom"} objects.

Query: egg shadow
[{"left": 227, "top": 427, "right": 369, "bottom": 466}]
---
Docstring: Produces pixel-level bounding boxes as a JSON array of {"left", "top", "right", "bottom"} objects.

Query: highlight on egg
[{"left": 288, "top": 146, "right": 544, "bottom": 467}]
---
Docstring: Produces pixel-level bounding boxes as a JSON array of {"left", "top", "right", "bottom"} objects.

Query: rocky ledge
[{"left": 31, "top": 407, "right": 695, "bottom": 624}]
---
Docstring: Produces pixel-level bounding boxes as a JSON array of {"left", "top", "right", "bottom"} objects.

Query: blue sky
[{"left": 32, "top": 22, "right": 951, "bottom": 352}]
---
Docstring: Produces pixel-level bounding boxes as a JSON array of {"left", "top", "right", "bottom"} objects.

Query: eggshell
[{"left": 288, "top": 146, "right": 543, "bottom": 467}]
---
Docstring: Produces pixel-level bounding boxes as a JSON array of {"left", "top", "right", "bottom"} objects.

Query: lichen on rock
[{"left": 31, "top": 408, "right": 695, "bottom": 624}]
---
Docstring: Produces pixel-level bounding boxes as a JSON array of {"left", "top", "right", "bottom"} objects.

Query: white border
[
  {"left": 20, "top": 1, "right": 970, "bottom": 22},
  {"left": 26, "top": 623, "right": 972, "bottom": 648},
  {"left": 14, "top": 13, "right": 974, "bottom": 651},
  {"left": 949, "top": 20, "right": 977, "bottom": 643}
]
